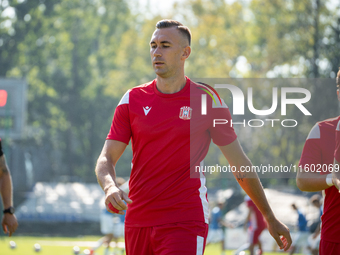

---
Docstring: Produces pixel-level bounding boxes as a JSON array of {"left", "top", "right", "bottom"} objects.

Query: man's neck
[{"left": 156, "top": 75, "right": 187, "bottom": 94}]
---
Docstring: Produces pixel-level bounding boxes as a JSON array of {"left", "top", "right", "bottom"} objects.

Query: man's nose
[{"left": 153, "top": 47, "right": 162, "bottom": 57}]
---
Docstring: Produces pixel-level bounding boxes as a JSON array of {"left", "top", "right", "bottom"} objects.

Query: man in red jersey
[
  {"left": 0, "top": 139, "right": 18, "bottom": 236},
  {"left": 297, "top": 68, "right": 340, "bottom": 254},
  {"left": 95, "top": 19, "right": 291, "bottom": 255},
  {"left": 332, "top": 69, "right": 340, "bottom": 253}
]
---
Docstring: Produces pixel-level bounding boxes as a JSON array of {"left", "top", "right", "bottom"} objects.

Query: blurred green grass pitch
[
  {"left": 0, "top": 236, "right": 105, "bottom": 255},
  {"left": 0, "top": 236, "right": 301, "bottom": 255}
]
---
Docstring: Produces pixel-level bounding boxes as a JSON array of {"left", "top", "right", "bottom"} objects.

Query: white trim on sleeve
[
  {"left": 306, "top": 124, "right": 320, "bottom": 139},
  {"left": 337, "top": 120, "right": 340, "bottom": 131},
  {"left": 118, "top": 90, "right": 130, "bottom": 106}
]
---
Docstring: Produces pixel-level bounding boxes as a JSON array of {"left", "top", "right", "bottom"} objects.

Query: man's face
[{"left": 150, "top": 27, "right": 189, "bottom": 78}]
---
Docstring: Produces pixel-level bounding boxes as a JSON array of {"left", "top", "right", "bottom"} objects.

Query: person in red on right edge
[
  {"left": 332, "top": 68, "right": 340, "bottom": 254},
  {"left": 297, "top": 68, "right": 340, "bottom": 254}
]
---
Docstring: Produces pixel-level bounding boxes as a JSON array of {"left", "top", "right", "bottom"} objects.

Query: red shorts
[
  {"left": 320, "top": 239, "right": 340, "bottom": 255},
  {"left": 249, "top": 227, "right": 265, "bottom": 244},
  {"left": 125, "top": 221, "right": 208, "bottom": 255}
]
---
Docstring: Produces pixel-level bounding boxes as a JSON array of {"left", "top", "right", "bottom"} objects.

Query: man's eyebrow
[{"left": 150, "top": 40, "right": 172, "bottom": 45}]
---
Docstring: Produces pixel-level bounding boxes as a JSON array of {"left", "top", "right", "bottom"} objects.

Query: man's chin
[{"left": 154, "top": 69, "right": 169, "bottom": 77}]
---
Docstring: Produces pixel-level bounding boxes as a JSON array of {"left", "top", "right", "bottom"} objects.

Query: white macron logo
[{"left": 143, "top": 106, "right": 152, "bottom": 116}]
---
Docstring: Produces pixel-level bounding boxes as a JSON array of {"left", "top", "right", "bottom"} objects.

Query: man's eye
[
  {"left": 151, "top": 45, "right": 156, "bottom": 49},
  {"left": 163, "top": 45, "right": 170, "bottom": 48}
]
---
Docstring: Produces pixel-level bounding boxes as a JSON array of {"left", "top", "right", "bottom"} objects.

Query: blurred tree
[
  {"left": 247, "top": 0, "right": 340, "bottom": 78},
  {"left": 175, "top": 0, "right": 249, "bottom": 78},
  {"left": 2, "top": 0, "right": 137, "bottom": 182}
]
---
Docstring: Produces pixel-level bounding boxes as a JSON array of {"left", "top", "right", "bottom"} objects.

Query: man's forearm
[
  {"left": 0, "top": 173, "right": 13, "bottom": 209},
  {"left": 95, "top": 142, "right": 131, "bottom": 213},
  {"left": 0, "top": 156, "right": 13, "bottom": 208},
  {"left": 95, "top": 140, "right": 127, "bottom": 192},
  {"left": 95, "top": 156, "right": 118, "bottom": 192},
  {"left": 234, "top": 168, "right": 274, "bottom": 220},
  {"left": 218, "top": 141, "right": 275, "bottom": 220},
  {"left": 296, "top": 169, "right": 330, "bottom": 192}
]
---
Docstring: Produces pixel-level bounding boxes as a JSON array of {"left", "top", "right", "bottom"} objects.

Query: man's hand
[
  {"left": 2, "top": 214, "right": 18, "bottom": 237},
  {"left": 332, "top": 159, "right": 340, "bottom": 191},
  {"left": 332, "top": 172, "right": 340, "bottom": 191},
  {"left": 95, "top": 140, "right": 132, "bottom": 214},
  {"left": 105, "top": 185, "right": 132, "bottom": 215},
  {"left": 266, "top": 216, "right": 292, "bottom": 251}
]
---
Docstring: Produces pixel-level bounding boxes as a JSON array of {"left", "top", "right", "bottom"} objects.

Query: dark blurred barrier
[{"left": 14, "top": 221, "right": 101, "bottom": 237}]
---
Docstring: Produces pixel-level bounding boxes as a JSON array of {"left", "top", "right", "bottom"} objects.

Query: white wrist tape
[{"left": 326, "top": 174, "right": 334, "bottom": 187}]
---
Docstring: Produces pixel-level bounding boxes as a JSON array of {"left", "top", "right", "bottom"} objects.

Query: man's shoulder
[
  {"left": 306, "top": 117, "right": 338, "bottom": 140},
  {"left": 317, "top": 117, "right": 339, "bottom": 130},
  {"left": 129, "top": 80, "right": 155, "bottom": 94},
  {"left": 189, "top": 79, "right": 202, "bottom": 87},
  {"left": 190, "top": 80, "right": 228, "bottom": 109},
  {"left": 117, "top": 80, "right": 155, "bottom": 106},
  {"left": 189, "top": 80, "right": 213, "bottom": 94}
]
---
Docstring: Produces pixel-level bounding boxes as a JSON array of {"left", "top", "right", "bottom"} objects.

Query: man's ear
[{"left": 182, "top": 46, "right": 191, "bottom": 60}]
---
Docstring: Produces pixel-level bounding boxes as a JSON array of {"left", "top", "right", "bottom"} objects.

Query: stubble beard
[{"left": 154, "top": 66, "right": 172, "bottom": 78}]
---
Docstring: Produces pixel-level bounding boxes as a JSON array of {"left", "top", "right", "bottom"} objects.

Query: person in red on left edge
[
  {"left": 95, "top": 19, "right": 292, "bottom": 255},
  {"left": 0, "top": 138, "right": 18, "bottom": 236}
]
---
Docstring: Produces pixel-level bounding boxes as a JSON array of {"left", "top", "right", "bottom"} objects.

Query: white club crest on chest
[{"left": 179, "top": 106, "right": 192, "bottom": 120}]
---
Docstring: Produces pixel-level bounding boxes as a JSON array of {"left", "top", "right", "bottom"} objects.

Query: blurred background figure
[
  {"left": 0, "top": 138, "right": 18, "bottom": 237},
  {"left": 307, "top": 194, "right": 323, "bottom": 255},
  {"left": 90, "top": 177, "right": 127, "bottom": 255},
  {"left": 206, "top": 200, "right": 233, "bottom": 255},
  {"left": 290, "top": 203, "right": 309, "bottom": 255},
  {"left": 234, "top": 195, "right": 266, "bottom": 255},
  {"left": 244, "top": 195, "right": 266, "bottom": 255}
]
